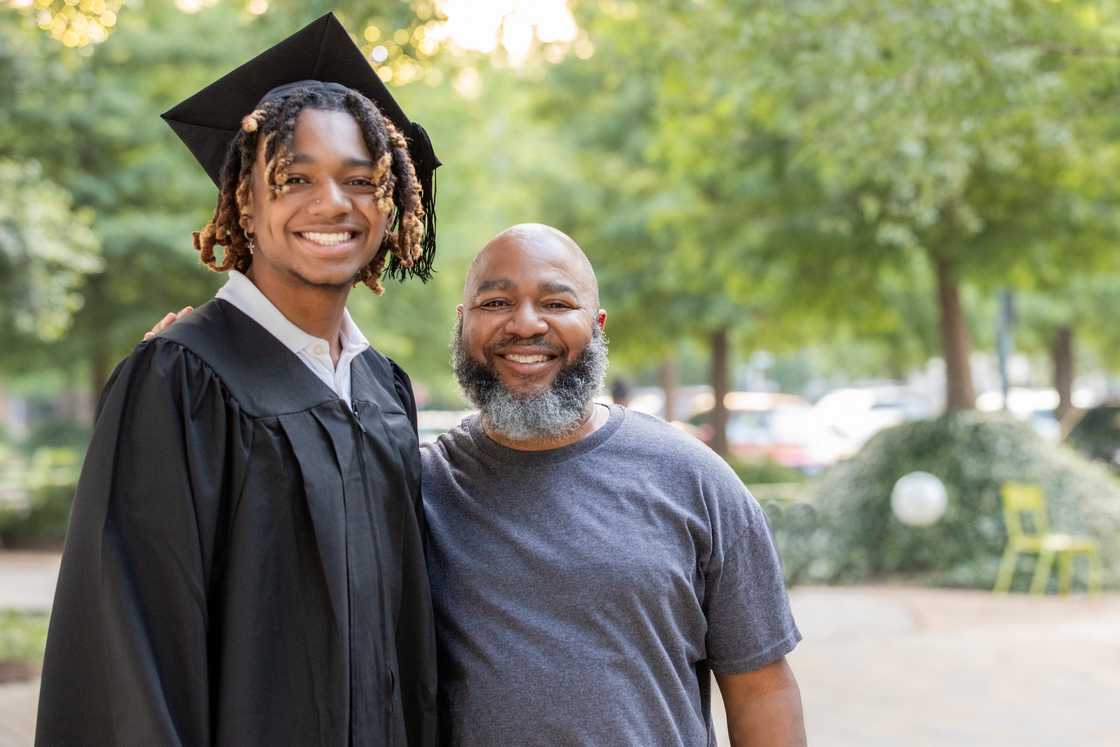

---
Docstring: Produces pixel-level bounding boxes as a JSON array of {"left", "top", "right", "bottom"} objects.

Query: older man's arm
[{"left": 716, "top": 656, "right": 806, "bottom": 747}]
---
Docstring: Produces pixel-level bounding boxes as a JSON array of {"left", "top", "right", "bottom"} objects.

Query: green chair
[{"left": 994, "top": 482, "right": 1101, "bottom": 595}]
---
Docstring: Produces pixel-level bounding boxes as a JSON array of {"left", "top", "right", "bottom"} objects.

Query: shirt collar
[
  {"left": 338, "top": 302, "right": 370, "bottom": 354},
  {"left": 216, "top": 270, "right": 370, "bottom": 357}
]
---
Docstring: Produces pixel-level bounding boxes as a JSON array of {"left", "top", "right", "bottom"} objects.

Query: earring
[
  {"left": 244, "top": 230, "right": 255, "bottom": 255},
  {"left": 248, "top": 237, "right": 255, "bottom": 255}
]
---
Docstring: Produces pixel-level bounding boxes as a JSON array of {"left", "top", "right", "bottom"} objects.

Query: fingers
[
  {"left": 143, "top": 312, "right": 178, "bottom": 342},
  {"left": 142, "top": 306, "right": 195, "bottom": 342}
]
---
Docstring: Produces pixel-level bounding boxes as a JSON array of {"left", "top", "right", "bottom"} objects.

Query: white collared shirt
[{"left": 215, "top": 271, "right": 370, "bottom": 409}]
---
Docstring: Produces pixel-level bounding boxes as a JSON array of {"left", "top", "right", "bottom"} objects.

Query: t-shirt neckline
[{"left": 466, "top": 403, "right": 626, "bottom": 465}]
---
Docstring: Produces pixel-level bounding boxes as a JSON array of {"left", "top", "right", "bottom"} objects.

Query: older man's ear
[{"left": 142, "top": 306, "right": 194, "bottom": 341}]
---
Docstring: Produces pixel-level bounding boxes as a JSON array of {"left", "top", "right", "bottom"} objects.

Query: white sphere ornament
[{"left": 890, "top": 471, "right": 948, "bottom": 527}]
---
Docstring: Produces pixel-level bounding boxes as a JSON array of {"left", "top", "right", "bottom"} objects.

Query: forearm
[
  {"left": 717, "top": 658, "right": 807, "bottom": 747},
  {"left": 724, "top": 682, "right": 806, "bottom": 747}
]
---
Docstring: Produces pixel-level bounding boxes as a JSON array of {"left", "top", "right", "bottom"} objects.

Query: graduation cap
[{"left": 162, "top": 12, "right": 439, "bottom": 280}]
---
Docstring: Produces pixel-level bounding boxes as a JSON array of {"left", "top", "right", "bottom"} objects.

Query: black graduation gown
[{"left": 36, "top": 299, "right": 437, "bottom": 746}]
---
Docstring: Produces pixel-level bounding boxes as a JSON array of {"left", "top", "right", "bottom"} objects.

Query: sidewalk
[
  {"left": 771, "top": 586, "right": 1120, "bottom": 747},
  {"left": 0, "top": 552, "right": 58, "bottom": 612},
  {"left": 3, "top": 552, "right": 1119, "bottom": 746}
]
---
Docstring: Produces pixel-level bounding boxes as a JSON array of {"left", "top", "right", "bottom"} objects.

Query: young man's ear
[
  {"left": 242, "top": 210, "right": 255, "bottom": 237},
  {"left": 241, "top": 185, "right": 257, "bottom": 236}
]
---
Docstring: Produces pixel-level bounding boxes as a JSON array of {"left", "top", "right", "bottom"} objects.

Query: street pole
[{"left": 996, "top": 290, "right": 1015, "bottom": 410}]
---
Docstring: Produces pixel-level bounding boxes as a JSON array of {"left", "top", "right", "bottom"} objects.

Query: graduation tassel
[{"left": 408, "top": 121, "right": 440, "bottom": 283}]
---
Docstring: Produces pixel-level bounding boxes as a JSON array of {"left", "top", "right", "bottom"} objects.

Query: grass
[{"left": 0, "top": 610, "right": 49, "bottom": 662}]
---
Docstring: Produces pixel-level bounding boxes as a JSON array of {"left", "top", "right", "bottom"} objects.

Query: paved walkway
[
  {"left": 0, "top": 552, "right": 58, "bottom": 612},
  {"left": 2, "top": 552, "right": 1118, "bottom": 746}
]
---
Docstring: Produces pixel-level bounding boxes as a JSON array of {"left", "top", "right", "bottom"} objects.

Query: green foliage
[
  {"left": 0, "top": 2, "right": 560, "bottom": 399},
  {"left": 0, "top": 447, "right": 79, "bottom": 547},
  {"left": 783, "top": 413, "right": 1120, "bottom": 589},
  {"left": 534, "top": 0, "right": 1120, "bottom": 396},
  {"left": 4, "top": 0, "right": 1120, "bottom": 412},
  {"left": 0, "top": 611, "right": 49, "bottom": 663},
  {"left": 1015, "top": 275, "right": 1120, "bottom": 371},
  {"left": 730, "top": 457, "right": 807, "bottom": 486},
  {"left": 0, "top": 482, "right": 73, "bottom": 547},
  {"left": 20, "top": 420, "right": 90, "bottom": 456},
  {"left": 0, "top": 159, "right": 101, "bottom": 342}
]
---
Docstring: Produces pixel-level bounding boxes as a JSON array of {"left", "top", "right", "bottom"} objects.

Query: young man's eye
[
  {"left": 349, "top": 178, "right": 375, "bottom": 187},
  {"left": 283, "top": 176, "right": 309, "bottom": 186}
]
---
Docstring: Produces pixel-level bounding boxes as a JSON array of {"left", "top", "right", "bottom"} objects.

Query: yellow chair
[{"left": 994, "top": 482, "right": 1101, "bottom": 595}]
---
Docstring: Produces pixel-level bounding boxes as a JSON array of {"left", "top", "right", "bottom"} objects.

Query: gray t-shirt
[{"left": 421, "top": 405, "right": 800, "bottom": 746}]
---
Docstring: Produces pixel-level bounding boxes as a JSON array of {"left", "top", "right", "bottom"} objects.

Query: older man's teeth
[
  {"left": 302, "top": 232, "right": 353, "bottom": 245},
  {"left": 504, "top": 354, "right": 550, "bottom": 364}
]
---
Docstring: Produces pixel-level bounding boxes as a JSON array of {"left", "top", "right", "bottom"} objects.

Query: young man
[
  {"left": 425, "top": 224, "right": 806, "bottom": 745},
  {"left": 36, "top": 15, "right": 439, "bottom": 746}
]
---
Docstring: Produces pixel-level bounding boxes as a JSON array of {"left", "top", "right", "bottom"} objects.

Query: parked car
[
  {"left": 686, "top": 392, "right": 837, "bottom": 472},
  {"left": 1065, "top": 403, "right": 1120, "bottom": 473},
  {"left": 811, "top": 385, "right": 933, "bottom": 458},
  {"left": 416, "top": 409, "right": 475, "bottom": 444}
]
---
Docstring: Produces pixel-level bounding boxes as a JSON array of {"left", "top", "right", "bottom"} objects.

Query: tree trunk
[
  {"left": 709, "top": 327, "right": 731, "bottom": 458},
  {"left": 1052, "top": 325, "right": 1074, "bottom": 421},
  {"left": 934, "top": 256, "right": 976, "bottom": 412},
  {"left": 658, "top": 356, "right": 677, "bottom": 423}
]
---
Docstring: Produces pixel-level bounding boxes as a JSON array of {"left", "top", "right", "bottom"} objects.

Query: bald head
[{"left": 464, "top": 223, "right": 599, "bottom": 308}]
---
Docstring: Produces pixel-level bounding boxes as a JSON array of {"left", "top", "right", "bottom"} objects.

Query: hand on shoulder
[{"left": 143, "top": 306, "right": 194, "bottom": 341}]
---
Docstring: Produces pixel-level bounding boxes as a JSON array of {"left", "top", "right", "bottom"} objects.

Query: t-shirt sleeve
[{"left": 702, "top": 467, "right": 801, "bottom": 674}]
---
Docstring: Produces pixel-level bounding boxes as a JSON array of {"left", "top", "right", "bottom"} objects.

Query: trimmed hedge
[
  {"left": 0, "top": 447, "right": 79, "bottom": 547},
  {"left": 771, "top": 412, "right": 1120, "bottom": 590},
  {"left": 730, "top": 458, "right": 807, "bottom": 486}
]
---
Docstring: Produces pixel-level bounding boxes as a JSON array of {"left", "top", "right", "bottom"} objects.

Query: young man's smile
[{"left": 292, "top": 225, "right": 365, "bottom": 258}]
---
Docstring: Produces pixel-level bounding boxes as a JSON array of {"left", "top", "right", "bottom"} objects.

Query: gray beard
[{"left": 450, "top": 320, "right": 609, "bottom": 442}]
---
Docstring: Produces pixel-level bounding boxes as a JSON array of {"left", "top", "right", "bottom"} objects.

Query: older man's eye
[{"left": 480, "top": 299, "right": 510, "bottom": 308}]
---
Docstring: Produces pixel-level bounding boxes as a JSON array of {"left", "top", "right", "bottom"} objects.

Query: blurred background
[{"left": 2, "top": 0, "right": 1120, "bottom": 744}]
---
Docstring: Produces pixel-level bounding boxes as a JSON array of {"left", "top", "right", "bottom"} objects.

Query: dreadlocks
[{"left": 193, "top": 85, "right": 425, "bottom": 295}]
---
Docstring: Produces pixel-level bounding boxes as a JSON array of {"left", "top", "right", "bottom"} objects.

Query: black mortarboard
[{"left": 162, "top": 12, "right": 439, "bottom": 280}]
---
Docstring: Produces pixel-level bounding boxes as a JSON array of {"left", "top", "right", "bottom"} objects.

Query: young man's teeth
[
  {"left": 302, "top": 232, "right": 352, "bottom": 245},
  {"left": 505, "top": 354, "right": 549, "bottom": 364}
]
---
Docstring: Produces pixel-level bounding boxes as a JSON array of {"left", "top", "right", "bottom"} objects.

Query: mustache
[{"left": 486, "top": 334, "right": 564, "bottom": 356}]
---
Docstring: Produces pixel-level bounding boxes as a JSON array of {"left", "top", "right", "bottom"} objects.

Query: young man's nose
[{"left": 310, "top": 180, "right": 351, "bottom": 216}]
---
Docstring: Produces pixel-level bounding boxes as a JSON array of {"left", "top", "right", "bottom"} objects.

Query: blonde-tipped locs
[{"left": 193, "top": 85, "right": 426, "bottom": 294}]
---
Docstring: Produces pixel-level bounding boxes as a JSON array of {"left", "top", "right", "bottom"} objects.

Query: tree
[
  {"left": 0, "top": 160, "right": 101, "bottom": 347},
  {"left": 681, "top": 0, "right": 1120, "bottom": 410},
  {"left": 537, "top": 0, "right": 1120, "bottom": 438}
]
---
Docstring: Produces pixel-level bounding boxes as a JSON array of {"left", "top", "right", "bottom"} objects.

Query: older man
[{"left": 424, "top": 223, "right": 805, "bottom": 746}]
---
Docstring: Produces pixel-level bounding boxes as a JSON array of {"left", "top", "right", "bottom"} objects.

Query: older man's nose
[{"left": 505, "top": 304, "right": 548, "bottom": 337}]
